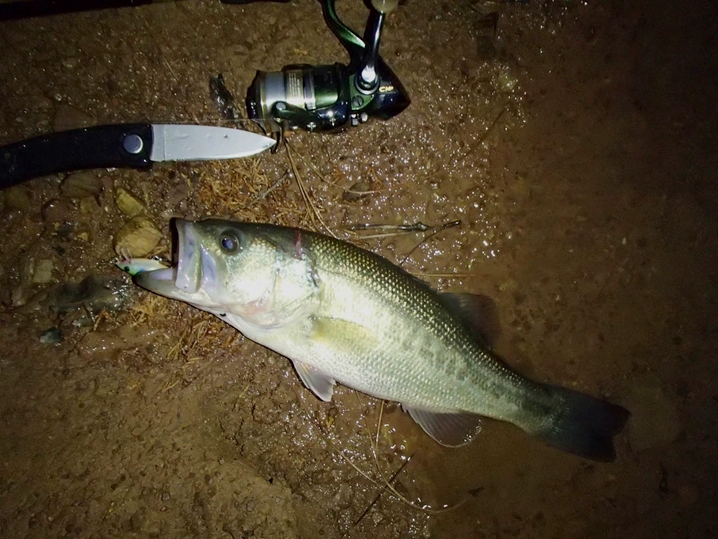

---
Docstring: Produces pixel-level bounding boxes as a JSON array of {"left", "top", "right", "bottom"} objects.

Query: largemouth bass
[{"left": 136, "top": 219, "right": 629, "bottom": 461}]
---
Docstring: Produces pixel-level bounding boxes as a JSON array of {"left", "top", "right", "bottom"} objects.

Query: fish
[{"left": 135, "top": 219, "right": 629, "bottom": 461}]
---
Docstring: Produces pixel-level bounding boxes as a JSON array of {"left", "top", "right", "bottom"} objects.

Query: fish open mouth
[
  {"left": 174, "top": 219, "right": 202, "bottom": 294},
  {"left": 134, "top": 219, "right": 202, "bottom": 297}
]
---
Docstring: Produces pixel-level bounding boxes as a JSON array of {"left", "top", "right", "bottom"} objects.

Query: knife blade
[{"left": 0, "top": 123, "right": 276, "bottom": 189}]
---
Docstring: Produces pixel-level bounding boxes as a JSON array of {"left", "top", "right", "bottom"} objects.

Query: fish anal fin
[
  {"left": 405, "top": 406, "right": 482, "bottom": 447},
  {"left": 439, "top": 292, "right": 502, "bottom": 348},
  {"left": 292, "top": 360, "right": 335, "bottom": 402}
]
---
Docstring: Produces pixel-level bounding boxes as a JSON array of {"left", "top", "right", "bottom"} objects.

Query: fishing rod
[{"left": 0, "top": 0, "right": 287, "bottom": 21}]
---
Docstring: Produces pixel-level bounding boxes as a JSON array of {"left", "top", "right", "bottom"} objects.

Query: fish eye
[{"left": 219, "top": 232, "right": 241, "bottom": 254}]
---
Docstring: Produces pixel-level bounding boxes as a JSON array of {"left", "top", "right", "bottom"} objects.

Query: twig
[
  {"left": 255, "top": 170, "right": 290, "bottom": 200},
  {"left": 353, "top": 454, "right": 413, "bottom": 527},
  {"left": 399, "top": 220, "right": 461, "bottom": 266},
  {"left": 285, "top": 142, "right": 336, "bottom": 237}
]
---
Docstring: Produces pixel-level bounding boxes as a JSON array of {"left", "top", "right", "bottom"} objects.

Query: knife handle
[
  {"left": 0, "top": 0, "right": 154, "bottom": 21},
  {"left": 0, "top": 123, "right": 153, "bottom": 188},
  {"left": 220, "top": 0, "right": 291, "bottom": 4}
]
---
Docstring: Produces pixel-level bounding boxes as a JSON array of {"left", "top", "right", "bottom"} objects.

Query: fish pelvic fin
[
  {"left": 292, "top": 360, "right": 335, "bottom": 401},
  {"left": 534, "top": 386, "right": 630, "bottom": 462},
  {"left": 405, "top": 406, "right": 482, "bottom": 447}
]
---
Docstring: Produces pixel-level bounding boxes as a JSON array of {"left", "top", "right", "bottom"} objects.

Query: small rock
[
  {"left": 129, "top": 510, "right": 145, "bottom": 532},
  {"left": 61, "top": 56, "right": 79, "bottom": 70},
  {"left": 52, "top": 103, "right": 95, "bottom": 132},
  {"left": 166, "top": 182, "right": 190, "bottom": 207},
  {"left": 623, "top": 379, "right": 682, "bottom": 452},
  {"left": 115, "top": 187, "right": 145, "bottom": 217},
  {"left": 10, "top": 257, "right": 36, "bottom": 307},
  {"left": 34, "top": 95, "right": 54, "bottom": 111},
  {"left": 61, "top": 171, "right": 102, "bottom": 198},
  {"left": 32, "top": 259, "right": 54, "bottom": 284},
  {"left": 113, "top": 216, "right": 163, "bottom": 257},
  {"left": 56, "top": 222, "right": 75, "bottom": 238},
  {"left": 5, "top": 186, "right": 32, "bottom": 212},
  {"left": 39, "top": 327, "right": 63, "bottom": 344},
  {"left": 509, "top": 173, "right": 531, "bottom": 204},
  {"left": 42, "top": 198, "right": 73, "bottom": 222},
  {"left": 79, "top": 196, "right": 99, "bottom": 215}
]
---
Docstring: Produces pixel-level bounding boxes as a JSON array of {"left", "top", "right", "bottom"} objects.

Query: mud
[{"left": 1, "top": 0, "right": 717, "bottom": 537}]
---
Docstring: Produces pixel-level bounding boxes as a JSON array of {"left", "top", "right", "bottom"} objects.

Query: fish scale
[
  {"left": 303, "top": 230, "right": 531, "bottom": 408},
  {"left": 135, "top": 219, "right": 629, "bottom": 461}
]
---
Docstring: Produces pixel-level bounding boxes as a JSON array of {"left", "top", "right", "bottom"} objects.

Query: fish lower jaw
[{"left": 147, "top": 267, "right": 176, "bottom": 282}]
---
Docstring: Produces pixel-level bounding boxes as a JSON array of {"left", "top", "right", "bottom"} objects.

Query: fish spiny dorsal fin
[{"left": 439, "top": 292, "right": 502, "bottom": 348}]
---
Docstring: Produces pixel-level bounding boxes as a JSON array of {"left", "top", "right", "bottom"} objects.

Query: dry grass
[{"left": 195, "top": 157, "right": 282, "bottom": 219}]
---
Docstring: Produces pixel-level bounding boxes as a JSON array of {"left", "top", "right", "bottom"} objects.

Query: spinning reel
[{"left": 245, "top": 0, "right": 410, "bottom": 139}]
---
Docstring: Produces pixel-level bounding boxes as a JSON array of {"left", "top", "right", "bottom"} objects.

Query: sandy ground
[{"left": 1, "top": 0, "right": 717, "bottom": 537}]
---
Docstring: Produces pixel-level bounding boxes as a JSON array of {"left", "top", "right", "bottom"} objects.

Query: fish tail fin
[{"left": 532, "top": 386, "right": 629, "bottom": 462}]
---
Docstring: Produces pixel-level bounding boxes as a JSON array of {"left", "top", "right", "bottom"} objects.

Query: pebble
[
  {"left": 165, "top": 182, "right": 190, "bottom": 208},
  {"left": 61, "top": 56, "right": 79, "bottom": 70},
  {"left": 129, "top": 510, "right": 145, "bottom": 532},
  {"left": 10, "top": 257, "right": 36, "bottom": 307},
  {"left": 115, "top": 187, "right": 145, "bottom": 217},
  {"left": 60, "top": 171, "right": 102, "bottom": 198},
  {"left": 79, "top": 196, "right": 99, "bottom": 215},
  {"left": 32, "top": 259, "right": 54, "bottom": 284},
  {"left": 39, "top": 327, "right": 63, "bottom": 344},
  {"left": 509, "top": 173, "right": 531, "bottom": 204},
  {"left": 112, "top": 216, "right": 163, "bottom": 257},
  {"left": 42, "top": 198, "right": 73, "bottom": 222}
]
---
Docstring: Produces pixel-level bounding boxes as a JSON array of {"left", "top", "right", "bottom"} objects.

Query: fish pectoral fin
[
  {"left": 309, "top": 317, "right": 379, "bottom": 350},
  {"left": 292, "top": 360, "right": 336, "bottom": 402},
  {"left": 404, "top": 406, "right": 482, "bottom": 447},
  {"left": 439, "top": 292, "right": 502, "bottom": 348}
]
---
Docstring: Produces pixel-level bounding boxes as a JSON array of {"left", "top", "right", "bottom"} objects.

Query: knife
[{"left": 0, "top": 123, "right": 276, "bottom": 189}]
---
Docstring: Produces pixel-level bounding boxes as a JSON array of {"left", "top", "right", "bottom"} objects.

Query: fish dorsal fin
[
  {"left": 439, "top": 292, "right": 502, "bottom": 348},
  {"left": 404, "top": 406, "right": 483, "bottom": 447},
  {"left": 292, "top": 360, "right": 335, "bottom": 402}
]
